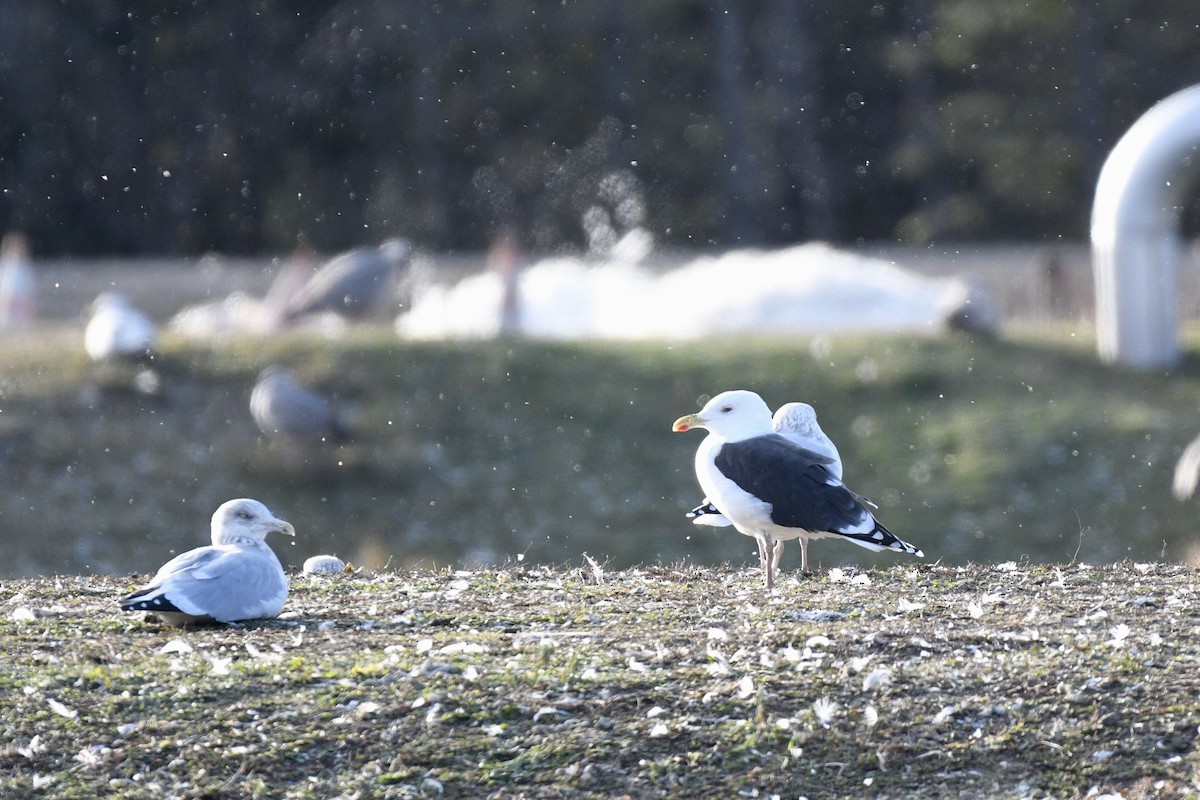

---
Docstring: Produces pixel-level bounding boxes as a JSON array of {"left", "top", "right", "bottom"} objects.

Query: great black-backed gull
[
  {"left": 687, "top": 401, "right": 864, "bottom": 571},
  {"left": 250, "top": 365, "right": 350, "bottom": 442},
  {"left": 673, "top": 390, "right": 923, "bottom": 588},
  {"left": 119, "top": 498, "right": 295, "bottom": 626}
]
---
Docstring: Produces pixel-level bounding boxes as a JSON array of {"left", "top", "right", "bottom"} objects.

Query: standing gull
[
  {"left": 283, "top": 238, "right": 412, "bottom": 321},
  {"left": 687, "top": 402, "right": 870, "bottom": 571},
  {"left": 250, "top": 365, "right": 350, "bottom": 442},
  {"left": 119, "top": 498, "right": 295, "bottom": 626},
  {"left": 673, "top": 390, "right": 923, "bottom": 588}
]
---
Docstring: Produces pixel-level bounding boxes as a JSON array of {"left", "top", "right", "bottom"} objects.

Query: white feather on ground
[{"left": 119, "top": 498, "right": 295, "bottom": 626}]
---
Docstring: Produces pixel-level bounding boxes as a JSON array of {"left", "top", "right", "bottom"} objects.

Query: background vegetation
[
  {"left": 1, "top": 326, "right": 1198, "bottom": 579},
  {"left": 2, "top": 1, "right": 1199, "bottom": 256}
]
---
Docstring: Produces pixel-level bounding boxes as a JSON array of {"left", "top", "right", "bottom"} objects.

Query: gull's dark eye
[{"left": 722, "top": 405, "right": 733, "bottom": 413}]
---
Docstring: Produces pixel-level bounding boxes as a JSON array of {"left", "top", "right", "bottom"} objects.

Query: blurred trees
[{"left": 0, "top": 0, "right": 1197, "bottom": 256}]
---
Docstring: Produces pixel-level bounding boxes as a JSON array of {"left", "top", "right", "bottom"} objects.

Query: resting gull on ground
[
  {"left": 250, "top": 365, "right": 350, "bottom": 442},
  {"left": 673, "top": 390, "right": 923, "bottom": 588},
  {"left": 119, "top": 498, "right": 295, "bottom": 626},
  {"left": 84, "top": 292, "right": 156, "bottom": 361},
  {"left": 283, "top": 238, "right": 412, "bottom": 321}
]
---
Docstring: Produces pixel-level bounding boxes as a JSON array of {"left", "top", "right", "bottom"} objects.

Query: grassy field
[
  {"left": 0, "top": 324, "right": 1198, "bottom": 577},
  {"left": 2, "top": 562, "right": 1199, "bottom": 798}
]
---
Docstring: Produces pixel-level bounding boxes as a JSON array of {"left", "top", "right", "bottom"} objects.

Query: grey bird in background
[
  {"left": 250, "top": 366, "right": 350, "bottom": 443},
  {"left": 283, "top": 238, "right": 413, "bottom": 321}
]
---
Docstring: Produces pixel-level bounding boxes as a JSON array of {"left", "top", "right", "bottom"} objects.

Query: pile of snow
[{"left": 395, "top": 242, "right": 973, "bottom": 340}]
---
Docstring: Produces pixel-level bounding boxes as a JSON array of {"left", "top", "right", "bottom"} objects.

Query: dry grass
[{"left": 2, "top": 561, "right": 1199, "bottom": 798}]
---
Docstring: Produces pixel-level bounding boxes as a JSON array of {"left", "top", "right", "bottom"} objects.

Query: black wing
[{"left": 714, "top": 434, "right": 870, "bottom": 532}]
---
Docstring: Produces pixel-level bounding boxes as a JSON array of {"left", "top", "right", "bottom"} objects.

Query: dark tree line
[{"left": 1, "top": 0, "right": 1198, "bottom": 257}]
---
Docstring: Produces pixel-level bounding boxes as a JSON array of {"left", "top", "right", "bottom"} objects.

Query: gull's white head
[
  {"left": 211, "top": 498, "right": 296, "bottom": 546},
  {"left": 672, "top": 390, "right": 774, "bottom": 442}
]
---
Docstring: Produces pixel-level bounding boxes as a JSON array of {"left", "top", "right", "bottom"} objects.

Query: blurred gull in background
[
  {"left": 0, "top": 232, "right": 35, "bottom": 329},
  {"left": 283, "top": 238, "right": 413, "bottom": 322},
  {"left": 84, "top": 292, "right": 156, "bottom": 361},
  {"left": 250, "top": 365, "right": 350, "bottom": 443}
]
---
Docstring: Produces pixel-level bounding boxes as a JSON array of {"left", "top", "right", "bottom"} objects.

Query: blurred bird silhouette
[
  {"left": 250, "top": 365, "right": 350, "bottom": 443},
  {"left": 283, "top": 238, "right": 412, "bottom": 322},
  {"left": 0, "top": 232, "right": 35, "bottom": 328},
  {"left": 84, "top": 292, "right": 156, "bottom": 361},
  {"left": 1173, "top": 433, "right": 1200, "bottom": 501}
]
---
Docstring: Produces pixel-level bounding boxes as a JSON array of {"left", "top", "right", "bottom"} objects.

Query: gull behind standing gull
[
  {"left": 119, "top": 498, "right": 295, "bottom": 626},
  {"left": 673, "top": 390, "right": 922, "bottom": 588}
]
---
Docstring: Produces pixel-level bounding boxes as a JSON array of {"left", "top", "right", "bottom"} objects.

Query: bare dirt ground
[{"left": 2, "top": 561, "right": 1198, "bottom": 799}]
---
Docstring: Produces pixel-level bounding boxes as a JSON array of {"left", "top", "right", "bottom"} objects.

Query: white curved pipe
[{"left": 1091, "top": 84, "right": 1200, "bottom": 367}]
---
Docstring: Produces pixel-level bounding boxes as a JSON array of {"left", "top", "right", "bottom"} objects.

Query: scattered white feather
[
  {"left": 898, "top": 598, "right": 926, "bottom": 613},
  {"left": 812, "top": 697, "right": 839, "bottom": 727},
  {"left": 159, "top": 639, "right": 193, "bottom": 655},
  {"left": 533, "top": 706, "right": 566, "bottom": 722},
  {"left": 737, "top": 675, "right": 756, "bottom": 699},
  {"left": 931, "top": 705, "right": 957, "bottom": 725},
  {"left": 862, "top": 668, "right": 893, "bottom": 692},
  {"left": 46, "top": 698, "right": 77, "bottom": 719},
  {"left": 847, "top": 656, "right": 873, "bottom": 674}
]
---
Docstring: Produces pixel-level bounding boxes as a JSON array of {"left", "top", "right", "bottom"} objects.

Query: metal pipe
[{"left": 1091, "top": 84, "right": 1200, "bottom": 367}]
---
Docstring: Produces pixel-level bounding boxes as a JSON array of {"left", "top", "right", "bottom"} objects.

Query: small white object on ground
[{"left": 303, "top": 555, "right": 347, "bottom": 575}]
